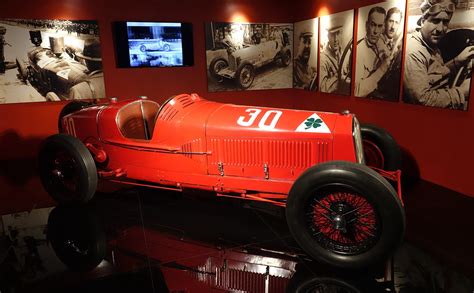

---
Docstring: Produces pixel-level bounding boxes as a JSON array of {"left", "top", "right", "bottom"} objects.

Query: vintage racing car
[
  {"left": 39, "top": 94, "right": 405, "bottom": 269},
  {"left": 209, "top": 39, "right": 292, "bottom": 89}
]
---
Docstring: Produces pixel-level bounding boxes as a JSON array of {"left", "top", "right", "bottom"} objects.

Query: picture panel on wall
[
  {"left": 403, "top": 0, "right": 474, "bottom": 110},
  {"left": 354, "top": 0, "right": 406, "bottom": 101},
  {"left": 294, "top": 18, "right": 318, "bottom": 91},
  {"left": 205, "top": 22, "right": 293, "bottom": 92},
  {"left": 0, "top": 19, "right": 104, "bottom": 104},
  {"left": 319, "top": 9, "right": 354, "bottom": 96}
]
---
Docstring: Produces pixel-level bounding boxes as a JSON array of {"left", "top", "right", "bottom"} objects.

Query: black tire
[
  {"left": 286, "top": 161, "right": 405, "bottom": 269},
  {"left": 361, "top": 124, "right": 402, "bottom": 171},
  {"left": 58, "top": 101, "right": 90, "bottom": 132},
  {"left": 286, "top": 276, "right": 362, "bottom": 293},
  {"left": 39, "top": 134, "right": 97, "bottom": 205},
  {"left": 16, "top": 58, "right": 28, "bottom": 83},
  {"left": 140, "top": 45, "right": 146, "bottom": 52},
  {"left": 236, "top": 63, "right": 255, "bottom": 89},
  {"left": 280, "top": 49, "right": 291, "bottom": 67},
  {"left": 163, "top": 44, "right": 170, "bottom": 51},
  {"left": 47, "top": 205, "right": 106, "bottom": 271},
  {"left": 209, "top": 58, "right": 228, "bottom": 81}
]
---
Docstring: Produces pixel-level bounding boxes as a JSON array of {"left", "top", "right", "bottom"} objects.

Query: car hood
[{"left": 205, "top": 103, "right": 341, "bottom": 140}]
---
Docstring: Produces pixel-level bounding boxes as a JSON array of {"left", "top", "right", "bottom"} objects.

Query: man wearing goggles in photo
[{"left": 404, "top": 0, "right": 474, "bottom": 109}]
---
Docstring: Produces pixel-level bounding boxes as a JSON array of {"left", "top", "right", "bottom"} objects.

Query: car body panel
[{"left": 61, "top": 93, "right": 357, "bottom": 196}]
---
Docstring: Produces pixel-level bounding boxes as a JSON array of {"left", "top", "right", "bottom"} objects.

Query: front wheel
[
  {"left": 39, "top": 134, "right": 98, "bottom": 205},
  {"left": 209, "top": 58, "right": 228, "bottom": 81},
  {"left": 16, "top": 58, "right": 28, "bottom": 83},
  {"left": 286, "top": 161, "right": 405, "bottom": 269},
  {"left": 48, "top": 205, "right": 106, "bottom": 271}
]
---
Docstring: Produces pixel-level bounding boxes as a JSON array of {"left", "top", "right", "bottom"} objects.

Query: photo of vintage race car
[
  {"left": 16, "top": 46, "right": 88, "bottom": 101},
  {"left": 39, "top": 93, "right": 405, "bottom": 269},
  {"left": 209, "top": 39, "right": 292, "bottom": 89}
]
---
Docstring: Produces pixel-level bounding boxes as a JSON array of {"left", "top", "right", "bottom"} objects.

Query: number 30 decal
[{"left": 237, "top": 108, "right": 282, "bottom": 130}]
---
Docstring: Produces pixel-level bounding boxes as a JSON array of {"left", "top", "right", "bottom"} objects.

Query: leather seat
[{"left": 117, "top": 100, "right": 160, "bottom": 140}]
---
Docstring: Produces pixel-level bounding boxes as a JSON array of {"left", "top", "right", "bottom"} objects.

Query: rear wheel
[
  {"left": 361, "top": 124, "right": 402, "bottom": 171},
  {"left": 163, "top": 44, "right": 170, "bottom": 51},
  {"left": 286, "top": 161, "right": 405, "bottom": 269},
  {"left": 236, "top": 63, "right": 255, "bottom": 89},
  {"left": 39, "top": 134, "right": 97, "bottom": 205},
  {"left": 280, "top": 49, "right": 291, "bottom": 67}
]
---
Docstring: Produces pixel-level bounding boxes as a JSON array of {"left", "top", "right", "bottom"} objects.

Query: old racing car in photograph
[
  {"left": 209, "top": 38, "right": 292, "bottom": 89},
  {"left": 39, "top": 93, "right": 405, "bottom": 269}
]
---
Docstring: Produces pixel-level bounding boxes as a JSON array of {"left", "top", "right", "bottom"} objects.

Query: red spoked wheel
[
  {"left": 286, "top": 161, "right": 405, "bottom": 269},
  {"left": 307, "top": 190, "right": 380, "bottom": 255},
  {"left": 362, "top": 139, "right": 385, "bottom": 170}
]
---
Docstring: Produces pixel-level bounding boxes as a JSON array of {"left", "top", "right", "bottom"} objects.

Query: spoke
[
  {"left": 341, "top": 206, "right": 361, "bottom": 217},
  {"left": 313, "top": 199, "right": 334, "bottom": 213},
  {"left": 358, "top": 228, "right": 375, "bottom": 238},
  {"left": 308, "top": 210, "right": 333, "bottom": 222},
  {"left": 347, "top": 210, "right": 374, "bottom": 224}
]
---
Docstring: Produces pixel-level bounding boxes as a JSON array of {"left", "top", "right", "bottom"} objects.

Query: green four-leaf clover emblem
[{"left": 304, "top": 118, "right": 323, "bottom": 130}]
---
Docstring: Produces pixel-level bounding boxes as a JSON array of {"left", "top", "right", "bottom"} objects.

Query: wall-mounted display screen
[{"left": 113, "top": 21, "right": 193, "bottom": 68}]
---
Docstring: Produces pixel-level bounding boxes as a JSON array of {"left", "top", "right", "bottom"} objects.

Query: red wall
[
  {"left": 292, "top": 0, "right": 474, "bottom": 197},
  {"left": 0, "top": 0, "right": 472, "bottom": 215}
]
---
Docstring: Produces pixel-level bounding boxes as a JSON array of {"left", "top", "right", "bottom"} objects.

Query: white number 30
[{"left": 237, "top": 108, "right": 282, "bottom": 130}]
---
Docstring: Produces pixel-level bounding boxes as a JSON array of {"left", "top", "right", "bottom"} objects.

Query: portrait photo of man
[
  {"left": 319, "top": 10, "right": 354, "bottom": 96},
  {"left": 293, "top": 18, "right": 318, "bottom": 91},
  {"left": 355, "top": 1, "right": 406, "bottom": 101},
  {"left": 404, "top": 0, "right": 474, "bottom": 110}
]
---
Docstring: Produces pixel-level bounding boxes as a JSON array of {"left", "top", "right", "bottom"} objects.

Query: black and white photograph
[
  {"left": 0, "top": 19, "right": 104, "bottom": 104},
  {"left": 319, "top": 9, "right": 354, "bottom": 96},
  {"left": 403, "top": 0, "right": 474, "bottom": 110},
  {"left": 355, "top": 0, "right": 406, "bottom": 101},
  {"left": 293, "top": 18, "right": 318, "bottom": 91},
  {"left": 126, "top": 22, "right": 184, "bottom": 68},
  {"left": 205, "top": 22, "right": 293, "bottom": 92}
]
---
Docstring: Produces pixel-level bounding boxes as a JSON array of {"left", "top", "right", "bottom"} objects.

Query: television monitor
[{"left": 113, "top": 21, "right": 194, "bottom": 68}]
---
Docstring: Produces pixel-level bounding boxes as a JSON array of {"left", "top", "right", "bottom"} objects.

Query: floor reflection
[{"left": 1, "top": 184, "right": 473, "bottom": 292}]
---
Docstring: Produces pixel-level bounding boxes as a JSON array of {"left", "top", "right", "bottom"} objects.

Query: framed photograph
[
  {"left": 0, "top": 19, "right": 105, "bottom": 104},
  {"left": 319, "top": 9, "right": 354, "bottom": 96},
  {"left": 205, "top": 22, "right": 293, "bottom": 92},
  {"left": 403, "top": 0, "right": 474, "bottom": 110},
  {"left": 293, "top": 18, "right": 318, "bottom": 91},
  {"left": 354, "top": 0, "right": 406, "bottom": 101}
]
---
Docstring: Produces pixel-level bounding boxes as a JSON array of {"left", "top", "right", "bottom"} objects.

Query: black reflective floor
[{"left": 1, "top": 180, "right": 473, "bottom": 293}]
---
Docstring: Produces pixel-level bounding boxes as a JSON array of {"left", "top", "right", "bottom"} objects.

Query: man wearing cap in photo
[
  {"left": 355, "top": 6, "right": 387, "bottom": 97},
  {"left": 320, "top": 23, "right": 350, "bottom": 94},
  {"left": 294, "top": 26, "right": 317, "bottom": 90},
  {"left": 404, "top": 0, "right": 474, "bottom": 109},
  {"left": 69, "top": 38, "right": 105, "bottom": 100}
]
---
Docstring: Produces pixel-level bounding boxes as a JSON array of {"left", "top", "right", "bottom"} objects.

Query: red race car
[{"left": 39, "top": 93, "right": 405, "bottom": 269}]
